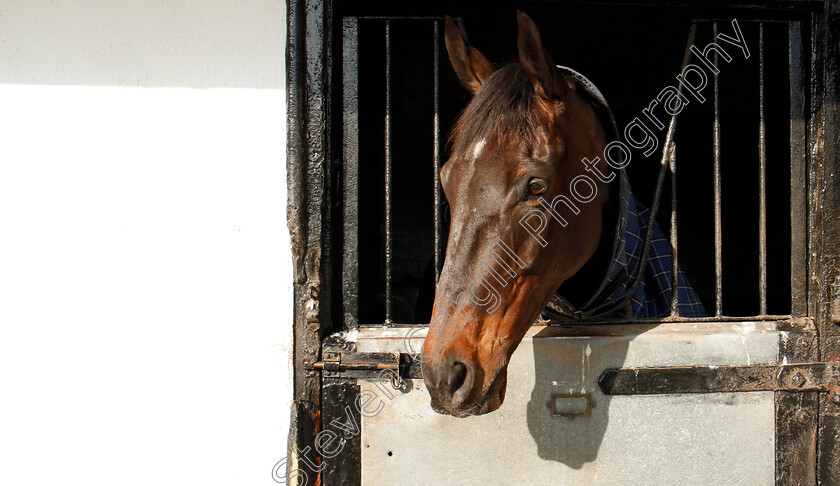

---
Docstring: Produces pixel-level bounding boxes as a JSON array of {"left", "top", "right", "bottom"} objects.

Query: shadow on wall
[
  {"left": 526, "top": 326, "right": 634, "bottom": 469},
  {"left": 0, "top": 0, "right": 284, "bottom": 88}
]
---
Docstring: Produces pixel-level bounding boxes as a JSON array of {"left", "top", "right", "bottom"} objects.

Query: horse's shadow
[{"left": 525, "top": 324, "right": 637, "bottom": 470}]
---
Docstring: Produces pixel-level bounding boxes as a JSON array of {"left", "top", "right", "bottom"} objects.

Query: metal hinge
[{"left": 599, "top": 362, "right": 840, "bottom": 395}]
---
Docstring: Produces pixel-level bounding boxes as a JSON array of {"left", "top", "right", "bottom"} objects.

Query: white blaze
[{"left": 472, "top": 138, "right": 487, "bottom": 161}]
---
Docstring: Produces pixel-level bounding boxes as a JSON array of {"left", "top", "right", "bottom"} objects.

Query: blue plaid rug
[{"left": 540, "top": 67, "right": 706, "bottom": 321}]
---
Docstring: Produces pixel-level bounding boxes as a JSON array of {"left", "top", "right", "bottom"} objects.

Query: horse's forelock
[{"left": 449, "top": 64, "right": 544, "bottom": 160}]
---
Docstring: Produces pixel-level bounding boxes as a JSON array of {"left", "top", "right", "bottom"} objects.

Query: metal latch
[
  {"left": 307, "top": 349, "right": 413, "bottom": 390},
  {"left": 599, "top": 362, "right": 840, "bottom": 395},
  {"left": 307, "top": 350, "right": 401, "bottom": 377}
]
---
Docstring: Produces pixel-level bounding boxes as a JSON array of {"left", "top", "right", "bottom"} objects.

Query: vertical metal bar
[
  {"left": 288, "top": 0, "right": 331, "bottom": 480},
  {"left": 321, "top": 380, "right": 362, "bottom": 485},
  {"left": 758, "top": 23, "right": 768, "bottom": 316},
  {"left": 789, "top": 21, "right": 807, "bottom": 318},
  {"left": 286, "top": 1, "right": 311, "bottom": 478},
  {"left": 713, "top": 21, "right": 723, "bottom": 318},
  {"left": 776, "top": 21, "right": 817, "bottom": 486},
  {"left": 433, "top": 20, "right": 443, "bottom": 284},
  {"left": 816, "top": 1, "right": 840, "bottom": 483},
  {"left": 670, "top": 143, "right": 679, "bottom": 317},
  {"left": 808, "top": 11, "right": 821, "bottom": 322},
  {"left": 343, "top": 17, "right": 360, "bottom": 330},
  {"left": 384, "top": 20, "right": 393, "bottom": 324}
]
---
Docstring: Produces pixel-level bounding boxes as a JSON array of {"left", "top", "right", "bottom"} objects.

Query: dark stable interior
[{"left": 330, "top": 1, "right": 800, "bottom": 326}]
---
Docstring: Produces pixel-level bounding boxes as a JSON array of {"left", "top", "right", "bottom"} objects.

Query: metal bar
[
  {"left": 384, "top": 20, "right": 393, "bottom": 324},
  {"left": 776, "top": 316, "right": 819, "bottom": 485},
  {"left": 287, "top": 0, "right": 331, "bottom": 482},
  {"left": 343, "top": 17, "right": 360, "bottom": 330},
  {"left": 789, "top": 21, "right": 807, "bottom": 318},
  {"left": 758, "top": 23, "right": 768, "bottom": 316},
  {"left": 775, "top": 391, "right": 818, "bottom": 485},
  {"left": 359, "top": 16, "right": 449, "bottom": 20},
  {"left": 696, "top": 18, "right": 802, "bottom": 24},
  {"left": 599, "top": 363, "right": 840, "bottom": 395},
  {"left": 286, "top": 4, "right": 312, "bottom": 480},
  {"left": 713, "top": 21, "right": 723, "bottom": 318},
  {"left": 309, "top": 361, "right": 399, "bottom": 371},
  {"left": 816, "top": 2, "right": 840, "bottom": 483},
  {"left": 670, "top": 143, "right": 679, "bottom": 317},
  {"left": 808, "top": 10, "right": 821, "bottom": 323},
  {"left": 321, "top": 380, "right": 362, "bottom": 486},
  {"left": 433, "top": 20, "right": 443, "bottom": 283},
  {"left": 362, "top": 313, "right": 796, "bottom": 327}
]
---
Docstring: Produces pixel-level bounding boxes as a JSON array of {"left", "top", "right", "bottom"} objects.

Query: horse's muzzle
[{"left": 422, "top": 353, "right": 506, "bottom": 417}]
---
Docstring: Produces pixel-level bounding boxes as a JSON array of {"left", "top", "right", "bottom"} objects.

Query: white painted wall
[{"left": 0, "top": 2, "right": 292, "bottom": 485}]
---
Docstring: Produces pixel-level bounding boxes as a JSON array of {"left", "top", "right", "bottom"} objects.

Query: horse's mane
[{"left": 449, "top": 64, "right": 543, "bottom": 159}]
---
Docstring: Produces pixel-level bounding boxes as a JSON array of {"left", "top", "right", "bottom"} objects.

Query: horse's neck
[{"left": 554, "top": 174, "right": 618, "bottom": 309}]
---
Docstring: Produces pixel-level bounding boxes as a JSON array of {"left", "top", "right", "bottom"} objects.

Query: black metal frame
[
  {"left": 287, "top": 0, "right": 332, "bottom": 480},
  {"left": 286, "top": 0, "right": 840, "bottom": 484},
  {"left": 809, "top": 2, "right": 840, "bottom": 483}
]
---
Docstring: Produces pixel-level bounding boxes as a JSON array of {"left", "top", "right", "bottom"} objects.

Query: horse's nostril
[
  {"left": 448, "top": 361, "right": 468, "bottom": 396},
  {"left": 445, "top": 358, "right": 475, "bottom": 407}
]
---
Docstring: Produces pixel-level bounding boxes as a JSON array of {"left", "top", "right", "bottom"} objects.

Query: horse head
[{"left": 421, "top": 11, "right": 613, "bottom": 417}]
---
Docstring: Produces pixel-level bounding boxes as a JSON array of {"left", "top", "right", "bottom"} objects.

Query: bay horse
[{"left": 421, "top": 12, "right": 704, "bottom": 417}]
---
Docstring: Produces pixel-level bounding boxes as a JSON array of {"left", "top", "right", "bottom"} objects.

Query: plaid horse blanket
[{"left": 540, "top": 67, "right": 706, "bottom": 321}]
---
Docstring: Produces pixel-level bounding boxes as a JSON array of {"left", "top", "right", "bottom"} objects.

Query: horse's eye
[{"left": 527, "top": 179, "right": 548, "bottom": 197}]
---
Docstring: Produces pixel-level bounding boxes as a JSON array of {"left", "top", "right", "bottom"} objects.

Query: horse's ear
[
  {"left": 444, "top": 16, "right": 495, "bottom": 94},
  {"left": 517, "top": 10, "right": 567, "bottom": 101}
]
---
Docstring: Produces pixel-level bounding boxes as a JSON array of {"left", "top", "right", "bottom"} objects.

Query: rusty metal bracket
[{"left": 599, "top": 362, "right": 840, "bottom": 395}]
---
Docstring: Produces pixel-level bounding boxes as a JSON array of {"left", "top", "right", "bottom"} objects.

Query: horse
[{"left": 420, "top": 11, "right": 704, "bottom": 418}]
